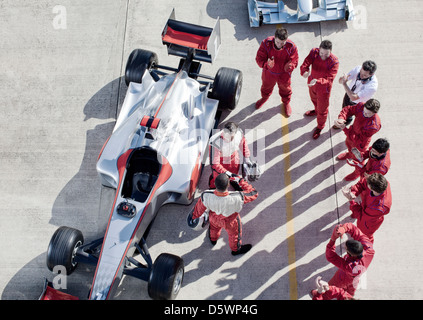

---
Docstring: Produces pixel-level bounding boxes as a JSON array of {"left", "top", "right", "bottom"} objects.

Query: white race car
[
  {"left": 43, "top": 9, "right": 242, "bottom": 300},
  {"left": 248, "top": 0, "right": 355, "bottom": 27}
]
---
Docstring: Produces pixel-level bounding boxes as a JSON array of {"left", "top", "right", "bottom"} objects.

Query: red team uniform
[
  {"left": 349, "top": 177, "right": 392, "bottom": 243},
  {"left": 348, "top": 148, "right": 391, "bottom": 180},
  {"left": 208, "top": 129, "right": 250, "bottom": 189},
  {"left": 361, "top": 149, "right": 391, "bottom": 177},
  {"left": 338, "top": 102, "right": 381, "bottom": 156},
  {"left": 311, "top": 285, "right": 354, "bottom": 300},
  {"left": 300, "top": 48, "right": 339, "bottom": 130},
  {"left": 192, "top": 179, "right": 258, "bottom": 252},
  {"left": 326, "top": 223, "right": 375, "bottom": 296},
  {"left": 255, "top": 36, "right": 299, "bottom": 108}
]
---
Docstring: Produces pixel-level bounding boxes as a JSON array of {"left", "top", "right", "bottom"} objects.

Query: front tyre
[
  {"left": 46, "top": 226, "right": 84, "bottom": 275},
  {"left": 148, "top": 253, "right": 184, "bottom": 300}
]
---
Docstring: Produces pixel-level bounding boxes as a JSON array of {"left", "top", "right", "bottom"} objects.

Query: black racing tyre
[
  {"left": 125, "top": 49, "right": 158, "bottom": 86},
  {"left": 46, "top": 226, "right": 84, "bottom": 275},
  {"left": 210, "top": 67, "right": 243, "bottom": 111},
  {"left": 147, "top": 253, "right": 184, "bottom": 300}
]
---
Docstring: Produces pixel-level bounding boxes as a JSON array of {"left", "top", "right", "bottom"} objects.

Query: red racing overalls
[
  {"left": 338, "top": 102, "right": 381, "bottom": 156},
  {"left": 192, "top": 179, "right": 258, "bottom": 252},
  {"left": 255, "top": 36, "right": 299, "bottom": 105},
  {"left": 350, "top": 177, "right": 392, "bottom": 243},
  {"left": 326, "top": 223, "right": 375, "bottom": 296},
  {"left": 209, "top": 129, "right": 250, "bottom": 189},
  {"left": 300, "top": 48, "right": 339, "bottom": 129}
]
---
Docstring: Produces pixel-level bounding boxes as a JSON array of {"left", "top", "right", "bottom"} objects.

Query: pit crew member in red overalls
[
  {"left": 344, "top": 138, "right": 391, "bottom": 181},
  {"left": 342, "top": 173, "right": 392, "bottom": 243},
  {"left": 255, "top": 27, "right": 299, "bottom": 117},
  {"left": 300, "top": 40, "right": 339, "bottom": 139},
  {"left": 191, "top": 173, "right": 258, "bottom": 256},
  {"left": 209, "top": 122, "right": 251, "bottom": 189},
  {"left": 326, "top": 223, "right": 375, "bottom": 297},
  {"left": 334, "top": 98, "right": 381, "bottom": 161}
]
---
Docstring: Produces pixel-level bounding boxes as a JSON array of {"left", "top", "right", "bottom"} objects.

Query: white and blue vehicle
[{"left": 248, "top": 0, "right": 355, "bottom": 27}]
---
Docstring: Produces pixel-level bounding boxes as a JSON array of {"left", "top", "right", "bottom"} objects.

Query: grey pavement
[{"left": 0, "top": 0, "right": 422, "bottom": 300}]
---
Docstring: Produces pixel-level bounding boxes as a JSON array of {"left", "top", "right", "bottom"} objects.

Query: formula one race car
[
  {"left": 248, "top": 0, "right": 355, "bottom": 27},
  {"left": 42, "top": 9, "right": 242, "bottom": 300}
]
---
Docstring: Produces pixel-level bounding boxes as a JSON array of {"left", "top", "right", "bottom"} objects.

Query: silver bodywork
[
  {"left": 91, "top": 69, "right": 218, "bottom": 299},
  {"left": 248, "top": 0, "right": 355, "bottom": 27}
]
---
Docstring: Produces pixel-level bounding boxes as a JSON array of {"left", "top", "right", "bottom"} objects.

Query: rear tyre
[
  {"left": 46, "top": 226, "right": 84, "bottom": 275},
  {"left": 147, "top": 253, "right": 184, "bottom": 300},
  {"left": 125, "top": 49, "right": 158, "bottom": 86},
  {"left": 211, "top": 67, "right": 243, "bottom": 111}
]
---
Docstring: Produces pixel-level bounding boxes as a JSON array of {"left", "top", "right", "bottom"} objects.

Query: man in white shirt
[{"left": 336, "top": 61, "right": 378, "bottom": 126}]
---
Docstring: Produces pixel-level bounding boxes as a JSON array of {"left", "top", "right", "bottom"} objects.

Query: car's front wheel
[
  {"left": 147, "top": 253, "right": 184, "bottom": 300},
  {"left": 210, "top": 67, "right": 243, "bottom": 111},
  {"left": 46, "top": 226, "right": 84, "bottom": 275}
]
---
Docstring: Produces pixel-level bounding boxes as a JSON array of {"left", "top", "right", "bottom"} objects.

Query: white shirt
[{"left": 346, "top": 65, "right": 378, "bottom": 104}]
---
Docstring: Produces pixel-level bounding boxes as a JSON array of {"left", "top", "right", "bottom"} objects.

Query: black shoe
[
  {"left": 231, "top": 244, "right": 252, "bottom": 256},
  {"left": 208, "top": 228, "right": 217, "bottom": 246}
]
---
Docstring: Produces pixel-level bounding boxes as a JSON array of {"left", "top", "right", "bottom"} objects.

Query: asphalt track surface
[{"left": 1, "top": 0, "right": 422, "bottom": 301}]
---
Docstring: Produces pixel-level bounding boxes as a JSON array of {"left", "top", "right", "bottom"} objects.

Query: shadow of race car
[{"left": 42, "top": 9, "right": 242, "bottom": 300}]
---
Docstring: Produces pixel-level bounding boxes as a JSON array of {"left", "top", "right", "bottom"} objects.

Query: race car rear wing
[{"left": 162, "top": 9, "right": 221, "bottom": 64}]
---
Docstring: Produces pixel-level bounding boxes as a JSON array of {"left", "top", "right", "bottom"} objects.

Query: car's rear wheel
[
  {"left": 125, "top": 49, "right": 158, "bottom": 86},
  {"left": 210, "top": 67, "right": 243, "bottom": 111},
  {"left": 147, "top": 253, "right": 184, "bottom": 300},
  {"left": 46, "top": 226, "right": 84, "bottom": 275}
]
